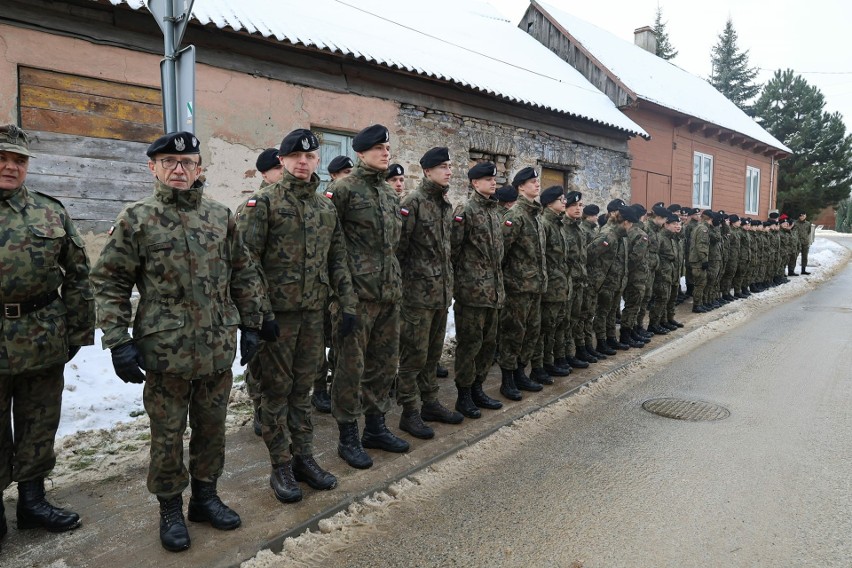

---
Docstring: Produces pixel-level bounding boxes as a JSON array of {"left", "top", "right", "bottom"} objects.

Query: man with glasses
[{"left": 92, "top": 132, "right": 267, "bottom": 552}]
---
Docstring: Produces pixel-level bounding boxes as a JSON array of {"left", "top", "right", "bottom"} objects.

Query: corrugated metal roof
[
  {"left": 100, "top": 0, "right": 648, "bottom": 138},
  {"left": 536, "top": 1, "right": 790, "bottom": 153}
]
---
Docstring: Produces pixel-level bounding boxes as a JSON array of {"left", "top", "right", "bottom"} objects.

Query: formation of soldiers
[{"left": 0, "top": 122, "right": 816, "bottom": 554}]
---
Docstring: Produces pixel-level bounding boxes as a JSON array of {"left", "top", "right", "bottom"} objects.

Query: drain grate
[{"left": 642, "top": 398, "right": 730, "bottom": 421}]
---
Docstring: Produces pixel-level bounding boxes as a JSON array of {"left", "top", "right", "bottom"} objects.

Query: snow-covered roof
[
  {"left": 96, "top": 0, "right": 647, "bottom": 139},
  {"left": 534, "top": 1, "right": 790, "bottom": 153}
]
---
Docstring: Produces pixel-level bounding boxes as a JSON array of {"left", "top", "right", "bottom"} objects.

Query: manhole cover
[{"left": 642, "top": 398, "right": 730, "bottom": 421}]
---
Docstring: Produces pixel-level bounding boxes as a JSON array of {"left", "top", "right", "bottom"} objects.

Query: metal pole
[{"left": 162, "top": 0, "right": 177, "bottom": 132}]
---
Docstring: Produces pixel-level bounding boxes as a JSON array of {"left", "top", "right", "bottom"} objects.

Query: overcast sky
[{"left": 488, "top": 0, "right": 852, "bottom": 133}]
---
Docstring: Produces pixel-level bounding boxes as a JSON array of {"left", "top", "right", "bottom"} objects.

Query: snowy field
[{"left": 56, "top": 235, "right": 850, "bottom": 439}]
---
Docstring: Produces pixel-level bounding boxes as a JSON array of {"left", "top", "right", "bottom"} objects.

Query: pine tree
[
  {"left": 754, "top": 69, "right": 852, "bottom": 218},
  {"left": 709, "top": 17, "right": 761, "bottom": 115},
  {"left": 653, "top": 6, "right": 678, "bottom": 60}
]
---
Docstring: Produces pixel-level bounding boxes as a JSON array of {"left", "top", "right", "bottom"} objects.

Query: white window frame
[
  {"left": 316, "top": 129, "right": 355, "bottom": 192},
  {"left": 745, "top": 166, "right": 760, "bottom": 215},
  {"left": 692, "top": 152, "right": 713, "bottom": 208}
]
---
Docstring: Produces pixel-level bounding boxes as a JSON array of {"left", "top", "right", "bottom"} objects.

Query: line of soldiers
[{"left": 0, "top": 121, "right": 817, "bottom": 554}]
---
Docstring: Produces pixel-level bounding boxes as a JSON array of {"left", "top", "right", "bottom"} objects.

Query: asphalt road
[{"left": 262, "top": 240, "right": 852, "bottom": 568}]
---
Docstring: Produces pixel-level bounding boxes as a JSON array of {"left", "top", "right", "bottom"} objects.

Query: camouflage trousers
[
  {"left": 621, "top": 275, "right": 647, "bottom": 329},
  {"left": 708, "top": 261, "right": 722, "bottom": 300},
  {"left": 453, "top": 303, "right": 499, "bottom": 388},
  {"left": 497, "top": 292, "right": 541, "bottom": 370},
  {"left": 332, "top": 301, "right": 399, "bottom": 424},
  {"left": 397, "top": 306, "right": 446, "bottom": 409},
  {"left": 565, "top": 284, "right": 584, "bottom": 355},
  {"left": 538, "top": 300, "right": 567, "bottom": 366},
  {"left": 594, "top": 280, "right": 623, "bottom": 338},
  {"left": 733, "top": 261, "right": 750, "bottom": 293},
  {"left": 649, "top": 276, "right": 673, "bottom": 326},
  {"left": 580, "top": 282, "right": 598, "bottom": 345},
  {"left": 720, "top": 257, "right": 738, "bottom": 295},
  {"left": 800, "top": 245, "right": 810, "bottom": 270},
  {"left": 0, "top": 364, "right": 64, "bottom": 490},
  {"left": 250, "top": 310, "right": 323, "bottom": 464},
  {"left": 636, "top": 271, "right": 655, "bottom": 330},
  {"left": 689, "top": 264, "right": 708, "bottom": 306},
  {"left": 787, "top": 252, "right": 798, "bottom": 274},
  {"left": 143, "top": 370, "right": 233, "bottom": 497},
  {"left": 667, "top": 282, "right": 679, "bottom": 321}
]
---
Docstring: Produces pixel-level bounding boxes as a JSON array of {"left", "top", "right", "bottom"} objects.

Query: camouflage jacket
[
  {"left": 708, "top": 224, "right": 723, "bottom": 263},
  {"left": 587, "top": 219, "right": 627, "bottom": 292},
  {"left": 397, "top": 178, "right": 453, "bottom": 309},
  {"left": 579, "top": 218, "right": 598, "bottom": 246},
  {"left": 328, "top": 160, "right": 402, "bottom": 304},
  {"left": 687, "top": 222, "right": 710, "bottom": 266},
  {"left": 657, "top": 230, "right": 680, "bottom": 286},
  {"left": 450, "top": 189, "right": 504, "bottom": 308},
  {"left": 501, "top": 195, "right": 547, "bottom": 294},
  {"left": 724, "top": 224, "right": 740, "bottom": 268},
  {"left": 793, "top": 219, "right": 812, "bottom": 246},
  {"left": 626, "top": 223, "right": 650, "bottom": 283},
  {"left": 0, "top": 185, "right": 94, "bottom": 374},
  {"left": 91, "top": 180, "right": 265, "bottom": 377},
  {"left": 540, "top": 207, "right": 570, "bottom": 302},
  {"left": 734, "top": 227, "right": 750, "bottom": 266},
  {"left": 562, "top": 218, "right": 588, "bottom": 284},
  {"left": 236, "top": 171, "right": 356, "bottom": 314},
  {"left": 643, "top": 219, "right": 661, "bottom": 273},
  {"left": 780, "top": 228, "right": 795, "bottom": 257}
]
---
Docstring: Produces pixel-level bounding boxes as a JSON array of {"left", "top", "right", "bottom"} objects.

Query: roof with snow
[
  {"left": 95, "top": 0, "right": 648, "bottom": 139},
  {"left": 533, "top": 1, "right": 790, "bottom": 153}
]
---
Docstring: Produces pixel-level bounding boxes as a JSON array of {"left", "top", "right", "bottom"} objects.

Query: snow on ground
[{"left": 57, "top": 235, "right": 849, "bottom": 440}]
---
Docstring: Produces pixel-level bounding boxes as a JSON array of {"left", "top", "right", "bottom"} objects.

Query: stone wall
[{"left": 393, "top": 104, "right": 632, "bottom": 208}]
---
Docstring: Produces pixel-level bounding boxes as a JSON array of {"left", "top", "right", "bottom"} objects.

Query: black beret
[
  {"left": 664, "top": 213, "right": 681, "bottom": 224},
  {"left": 751, "top": 219, "right": 762, "bottom": 226},
  {"left": 667, "top": 203, "right": 682, "bottom": 212},
  {"left": 632, "top": 203, "right": 647, "bottom": 217},
  {"left": 565, "top": 190, "right": 582, "bottom": 205},
  {"left": 255, "top": 148, "right": 279, "bottom": 173},
  {"left": 540, "top": 185, "right": 564, "bottom": 207},
  {"left": 583, "top": 204, "right": 600, "bottom": 216},
  {"left": 652, "top": 204, "right": 669, "bottom": 217},
  {"left": 651, "top": 201, "right": 665, "bottom": 209},
  {"left": 768, "top": 211, "right": 780, "bottom": 219},
  {"left": 147, "top": 131, "right": 200, "bottom": 157},
  {"left": 701, "top": 209, "right": 714, "bottom": 219},
  {"left": 619, "top": 205, "right": 641, "bottom": 223},
  {"left": 728, "top": 214, "right": 740, "bottom": 223},
  {"left": 494, "top": 185, "right": 518, "bottom": 203},
  {"left": 468, "top": 161, "right": 497, "bottom": 180},
  {"left": 386, "top": 163, "right": 404, "bottom": 179},
  {"left": 420, "top": 147, "right": 450, "bottom": 169},
  {"left": 798, "top": 212, "right": 807, "bottom": 216},
  {"left": 279, "top": 128, "right": 319, "bottom": 155},
  {"left": 607, "top": 198, "right": 626, "bottom": 212},
  {"left": 352, "top": 124, "right": 389, "bottom": 152},
  {"left": 764, "top": 220, "right": 776, "bottom": 226},
  {"left": 597, "top": 213, "right": 607, "bottom": 227},
  {"left": 512, "top": 167, "right": 538, "bottom": 187},
  {"left": 688, "top": 207, "right": 701, "bottom": 215},
  {"left": 328, "top": 155, "right": 354, "bottom": 174}
]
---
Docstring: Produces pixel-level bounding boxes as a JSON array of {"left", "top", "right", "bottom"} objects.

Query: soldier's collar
[{"left": 0, "top": 184, "right": 27, "bottom": 211}]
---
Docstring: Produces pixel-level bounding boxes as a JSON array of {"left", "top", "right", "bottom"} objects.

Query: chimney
[{"left": 634, "top": 26, "right": 656, "bottom": 54}]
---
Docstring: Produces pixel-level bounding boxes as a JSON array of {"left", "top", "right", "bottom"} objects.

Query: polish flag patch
[
  {"left": 454, "top": 215, "right": 464, "bottom": 223},
  {"left": 400, "top": 207, "right": 410, "bottom": 217},
  {"left": 246, "top": 198, "right": 257, "bottom": 207},
  {"left": 108, "top": 225, "right": 115, "bottom": 236},
  {"left": 324, "top": 191, "right": 334, "bottom": 198},
  {"left": 601, "top": 240, "right": 609, "bottom": 247},
  {"left": 504, "top": 220, "right": 513, "bottom": 226}
]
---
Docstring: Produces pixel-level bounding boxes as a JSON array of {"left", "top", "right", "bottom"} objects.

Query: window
[
  {"left": 692, "top": 152, "right": 713, "bottom": 208},
  {"left": 316, "top": 129, "right": 355, "bottom": 191},
  {"left": 745, "top": 166, "right": 760, "bottom": 215}
]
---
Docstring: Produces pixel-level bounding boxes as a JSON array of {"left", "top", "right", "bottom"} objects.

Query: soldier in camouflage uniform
[
  {"left": 494, "top": 184, "right": 518, "bottom": 216},
  {"left": 0, "top": 125, "right": 94, "bottom": 542},
  {"left": 620, "top": 204, "right": 650, "bottom": 348},
  {"left": 451, "top": 162, "right": 505, "bottom": 416},
  {"left": 785, "top": 216, "right": 800, "bottom": 276},
  {"left": 91, "top": 132, "right": 266, "bottom": 552},
  {"left": 688, "top": 210, "right": 712, "bottom": 313},
  {"left": 648, "top": 213, "right": 682, "bottom": 333},
  {"left": 537, "top": 186, "right": 572, "bottom": 379},
  {"left": 497, "top": 167, "right": 547, "bottom": 398},
  {"left": 327, "top": 125, "right": 408, "bottom": 470},
  {"left": 728, "top": 215, "right": 749, "bottom": 298},
  {"left": 237, "top": 129, "right": 356, "bottom": 504},
  {"left": 636, "top": 203, "right": 664, "bottom": 335},
  {"left": 780, "top": 217, "right": 797, "bottom": 277},
  {"left": 395, "top": 147, "right": 462, "bottom": 438},
  {"left": 561, "top": 191, "right": 593, "bottom": 368},
  {"left": 793, "top": 213, "right": 813, "bottom": 274},
  {"left": 577, "top": 204, "right": 605, "bottom": 360},
  {"left": 720, "top": 213, "right": 740, "bottom": 301},
  {"left": 385, "top": 163, "right": 406, "bottom": 196},
  {"left": 705, "top": 212, "right": 724, "bottom": 309}
]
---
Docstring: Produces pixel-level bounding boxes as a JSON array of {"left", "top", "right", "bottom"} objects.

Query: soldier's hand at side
[
  {"left": 259, "top": 318, "right": 280, "bottom": 342},
  {"left": 67, "top": 345, "right": 81, "bottom": 362},
  {"left": 240, "top": 328, "right": 261, "bottom": 365},
  {"left": 341, "top": 312, "right": 358, "bottom": 338},
  {"left": 111, "top": 342, "right": 146, "bottom": 384}
]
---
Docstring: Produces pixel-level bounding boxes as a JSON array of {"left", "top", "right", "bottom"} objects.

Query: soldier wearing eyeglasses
[
  {"left": 91, "top": 132, "right": 267, "bottom": 552},
  {"left": 0, "top": 124, "right": 95, "bottom": 545}
]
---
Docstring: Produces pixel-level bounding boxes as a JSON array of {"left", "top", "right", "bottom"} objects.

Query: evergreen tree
[
  {"left": 754, "top": 69, "right": 852, "bottom": 218},
  {"left": 653, "top": 6, "right": 678, "bottom": 60},
  {"left": 709, "top": 17, "right": 761, "bottom": 115}
]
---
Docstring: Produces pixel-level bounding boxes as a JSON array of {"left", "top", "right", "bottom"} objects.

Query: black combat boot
[
  {"left": 270, "top": 461, "right": 303, "bottom": 503},
  {"left": 543, "top": 362, "right": 570, "bottom": 377},
  {"left": 311, "top": 384, "right": 331, "bottom": 414},
  {"left": 337, "top": 421, "right": 373, "bottom": 469},
  {"left": 157, "top": 495, "right": 190, "bottom": 552},
  {"left": 585, "top": 341, "right": 606, "bottom": 360},
  {"left": 435, "top": 364, "right": 449, "bottom": 378},
  {"left": 596, "top": 337, "right": 617, "bottom": 356},
  {"left": 16, "top": 478, "right": 80, "bottom": 533},
  {"left": 620, "top": 328, "right": 644, "bottom": 349},
  {"left": 514, "top": 366, "right": 544, "bottom": 391},
  {"left": 471, "top": 381, "right": 503, "bottom": 409},
  {"left": 567, "top": 354, "right": 589, "bottom": 368},
  {"left": 630, "top": 328, "right": 650, "bottom": 344},
  {"left": 454, "top": 387, "right": 481, "bottom": 419},
  {"left": 607, "top": 336, "right": 630, "bottom": 351},
  {"left": 531, "top": 367, "right": 554, "bottom": 384},
  {"left": 292, "top": 454, "right": 338, "bottom": 490},
  {"left": 575, "top": 345, "right": 597, "bottom": 364},
  {"left": 362, "top": 414, "right": 410, "bottom": 453},
  {"left": 421, "top": 400, "right": 464, "bottom": 424},
  {"left": 636, "top": 326, "right": 654, "bottom": 339},
  {"left": 660, "top": 321, "right": 678, "bottom": 331},
  {"left": 399, "top": 407, "right": 435, "bottom": 439},
  {"left": 499, "top": 368, "right": 522, "bottom": 401},
  {"left": 187, "top": 478, "right": 241, "bottom": 530},
  {"left": 648, "top": 322, "right": 669, "bottom": 335}
]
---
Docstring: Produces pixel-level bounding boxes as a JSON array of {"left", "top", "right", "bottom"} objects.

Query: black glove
[
  {"left": 240, "top": 328, "right": 261, "bottom": 365},
  {"left": 111, "top": 342, "right": 146, "bottom": 384},
  {"left": 67, "top": 345, "right": 81, "bottom": 362},
  {"left": 701, "top": 261, "right": 709, "bottom": 270},
  {"left": 259, "top": 318, "right": 280, "bottom": 342},
  {"left": 341, "top": 312, "right": 358, "bottom": 338}
]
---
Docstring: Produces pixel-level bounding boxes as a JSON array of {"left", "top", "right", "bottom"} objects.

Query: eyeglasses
[{"left": 157, "top": 157, "right": 199, "bottom": 171}]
